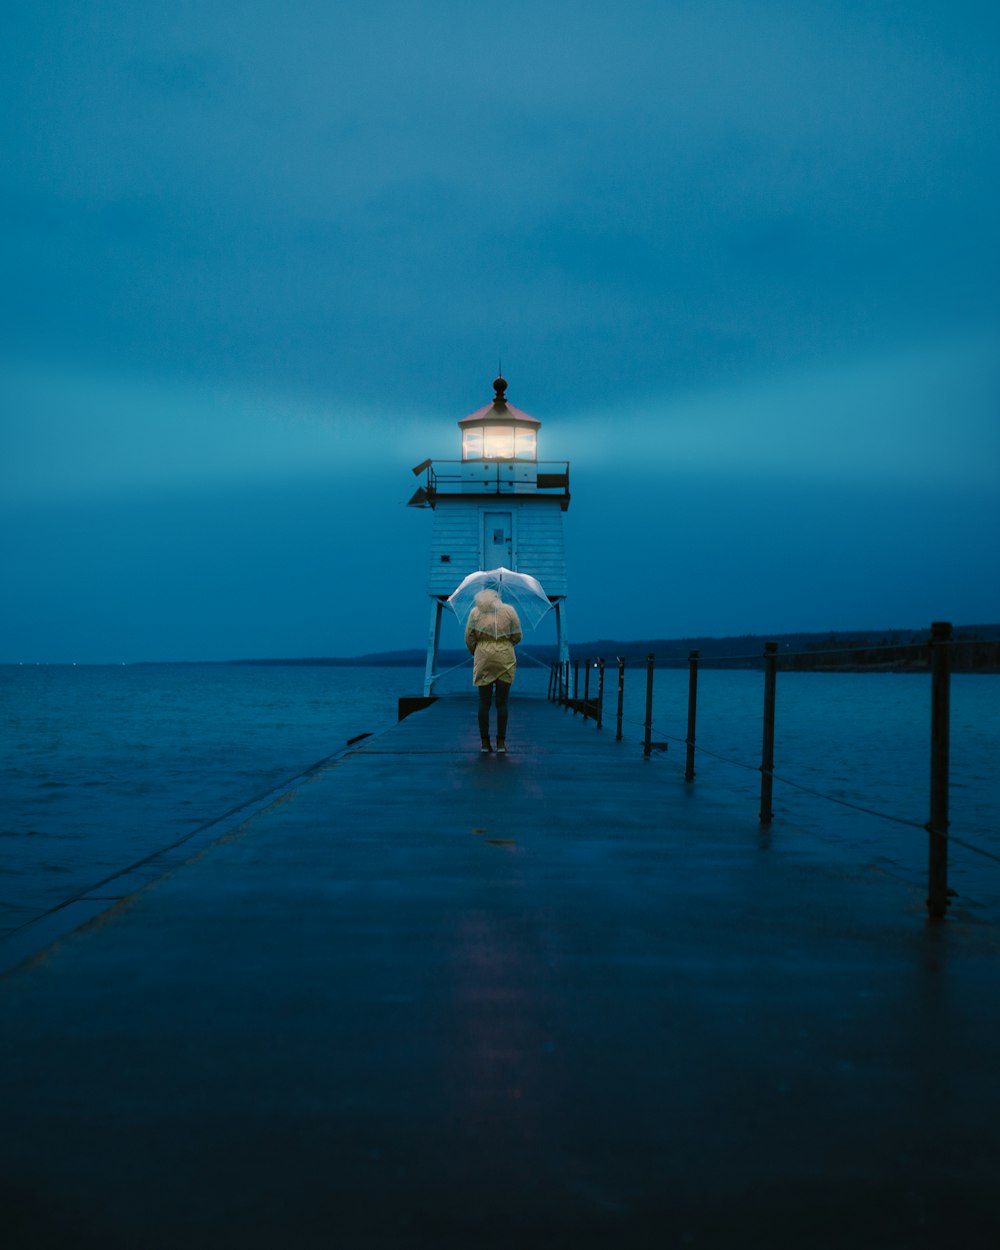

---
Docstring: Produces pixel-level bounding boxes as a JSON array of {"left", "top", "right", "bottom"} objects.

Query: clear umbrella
[{"left": 446, "top": 567, "right": 553, "bottom": 636}]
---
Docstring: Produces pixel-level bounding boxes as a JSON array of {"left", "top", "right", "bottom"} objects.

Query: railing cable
[
  {"left": 430, "top": 655, "right": 473, "bottom": 681},
  {"left": 562, "top": 629, "right": 999, "bottom": 901},
  {"left": 518, "top": 649, "right": 553, "bottom": 670},
  {"left": 618, "top": 715, "right": 1000, "bottom": 861},
  {"left": 944, "top": 834, "right": 1000, "bottom": 865}
]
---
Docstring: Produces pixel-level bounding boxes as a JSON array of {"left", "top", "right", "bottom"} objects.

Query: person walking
[{"left": 464, "top": 588, "right": 522, "bottom": 753}]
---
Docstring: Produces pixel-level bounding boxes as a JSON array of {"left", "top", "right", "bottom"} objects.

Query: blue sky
[{"left": 2, "top": 1, "right": 998, "bottom": 662}]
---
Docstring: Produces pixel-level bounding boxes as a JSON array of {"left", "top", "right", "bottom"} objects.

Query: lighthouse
[{"left": 408, "top": 377, "right": 571, "bottom": 695}]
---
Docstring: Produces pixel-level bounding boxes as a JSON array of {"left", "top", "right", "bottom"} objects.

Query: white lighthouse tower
[{"left": 408, "top": 376, "right": 571, "bottom": 695}]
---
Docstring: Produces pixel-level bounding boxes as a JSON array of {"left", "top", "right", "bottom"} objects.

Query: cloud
[
  {"left": 559, "top": 329, "right": 1000, "bottom": 486},
  {"left": 4, "top": 322, "right": 997, "bottom": 512},
  {"left": 3, "top": 1, "right": 997, "bottom": 413},
  {"left": 0, "top": 358, "right": 443, "bottom": 502}
]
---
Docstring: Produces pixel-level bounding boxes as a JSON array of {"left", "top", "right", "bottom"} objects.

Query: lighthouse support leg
[
  {"left": 424, "top": 598, "right": 444, "bottom": 696},
  {"left": 553, "top": 598, "right": 569, "bottom": 666}
]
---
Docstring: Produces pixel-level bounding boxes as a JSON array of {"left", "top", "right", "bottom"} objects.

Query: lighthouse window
[
  {"left": 462, "top": 428, "right": 483, "bottom": 460},
  {"left": 483, "top": 426, "right": 515, "bottom": 459},
  {"left": 514, "top": 428, "right": 536, "bottom": 460}
]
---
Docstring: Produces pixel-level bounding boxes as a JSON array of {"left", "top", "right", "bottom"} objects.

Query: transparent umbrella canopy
[{"left": 446, "top": 568, "right": 553, "bottom": 636}]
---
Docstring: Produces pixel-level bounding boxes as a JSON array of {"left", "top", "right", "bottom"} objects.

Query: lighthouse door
[{"left": 483, "top": 512, "right": 513, "bottom": 570}]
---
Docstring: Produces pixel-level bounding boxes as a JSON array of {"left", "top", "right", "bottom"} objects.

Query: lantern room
[{"left": 459, "top": 377, "right": 539, "bottom": 462}]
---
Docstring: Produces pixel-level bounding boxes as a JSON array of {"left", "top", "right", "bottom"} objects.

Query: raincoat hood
[
  {"left": 467, "top": 590, "right": 521, "bottom": 641},
  {"left": 474, "top": 588, "right": 501, "bottom": 612}
]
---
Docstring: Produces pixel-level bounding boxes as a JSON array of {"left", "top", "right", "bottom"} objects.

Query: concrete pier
[{"left": 2, "top": 695, "right": 998, "bottom": 1249}]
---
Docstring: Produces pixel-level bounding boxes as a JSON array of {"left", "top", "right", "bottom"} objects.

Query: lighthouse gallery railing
[{"left": 421, "top": 460, "right": 570, "bottom": 502}]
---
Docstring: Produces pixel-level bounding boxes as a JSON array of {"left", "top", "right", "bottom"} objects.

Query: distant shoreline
[
  {"left": 6, "top": 625, "right": 998, "bottom": 672},
  {"left": 123, "top": 623, "right": 999, "bottom": 673}
]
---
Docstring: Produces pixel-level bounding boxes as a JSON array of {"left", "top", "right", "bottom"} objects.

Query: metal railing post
[
  {"left": 596, "top": 657, "right": 605, "bottom": 730},
  {"left": 685, "top": 649, "right": 699, "bottom": 782},
  {"left": 927, "top": 621, "right": 952, "bottom": 919},
  {"left": 643, "top": 653, "right": 655, "bottom": 759},
  {"left": 616, "top": 658, "right": 625, "bottom": 741},
  {"left": 759, "top": 642, "right": 778, "bottom": 824},
  {"left": 583, "top": 658, "right": 592, "bottom": 717},
  {"left": 573, "top": 659, "right": 580, "bottom": 713}
]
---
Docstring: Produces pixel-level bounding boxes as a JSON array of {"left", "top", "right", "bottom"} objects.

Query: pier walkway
[{"left": 2, "top": 695, "right": 999, "bottom": 1249}]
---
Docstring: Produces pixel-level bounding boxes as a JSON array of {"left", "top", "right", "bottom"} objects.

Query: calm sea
[{"left": 1, "top": 661, "right": 998, "bottom": 939}]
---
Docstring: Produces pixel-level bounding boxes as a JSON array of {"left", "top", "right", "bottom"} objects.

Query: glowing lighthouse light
[{"left": 460, "top": 378, "right": 539, "bottom": 462}]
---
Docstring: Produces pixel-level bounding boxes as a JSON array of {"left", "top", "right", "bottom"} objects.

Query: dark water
[
  {"left": 1, "top": 663, "right": 998, "bottom": 938},
  {"left": 0, "top": 664, "right": 429, "bottom": 935}
]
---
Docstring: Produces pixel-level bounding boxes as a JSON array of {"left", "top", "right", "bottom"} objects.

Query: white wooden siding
[
  {"left": 427, "top": 502, "right": 481, "bottom": 594},
  {"left": 511, "top": 498, "right": 568, "bottom": 596},
  {"left": 427, "top": 497, "right": 568, "bottom": 597}
]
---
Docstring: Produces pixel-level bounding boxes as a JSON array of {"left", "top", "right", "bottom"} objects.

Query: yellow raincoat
[{"left": 465, "top": 589, "right": 523, "bottom": 686}]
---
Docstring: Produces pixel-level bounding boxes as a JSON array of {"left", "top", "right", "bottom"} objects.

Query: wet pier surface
[{"left": 2, "top": 695, "right": 999, "bottom": 1249}]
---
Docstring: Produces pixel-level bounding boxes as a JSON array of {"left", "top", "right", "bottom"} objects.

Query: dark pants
[{"left": 477, "top": 681, "right": 510, "bottom": 739}]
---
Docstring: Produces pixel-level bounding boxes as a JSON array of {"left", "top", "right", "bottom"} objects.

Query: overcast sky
[{"left": 2, "top": 1, "right": 998, "bottom": 662}]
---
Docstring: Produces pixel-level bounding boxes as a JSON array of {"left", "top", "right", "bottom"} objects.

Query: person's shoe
[
  {"left": 496, "top": 738, "right": 507, "bottom": 754},
  {"left": 480, "top": 737, "right": 493, "bottom": 753}
]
